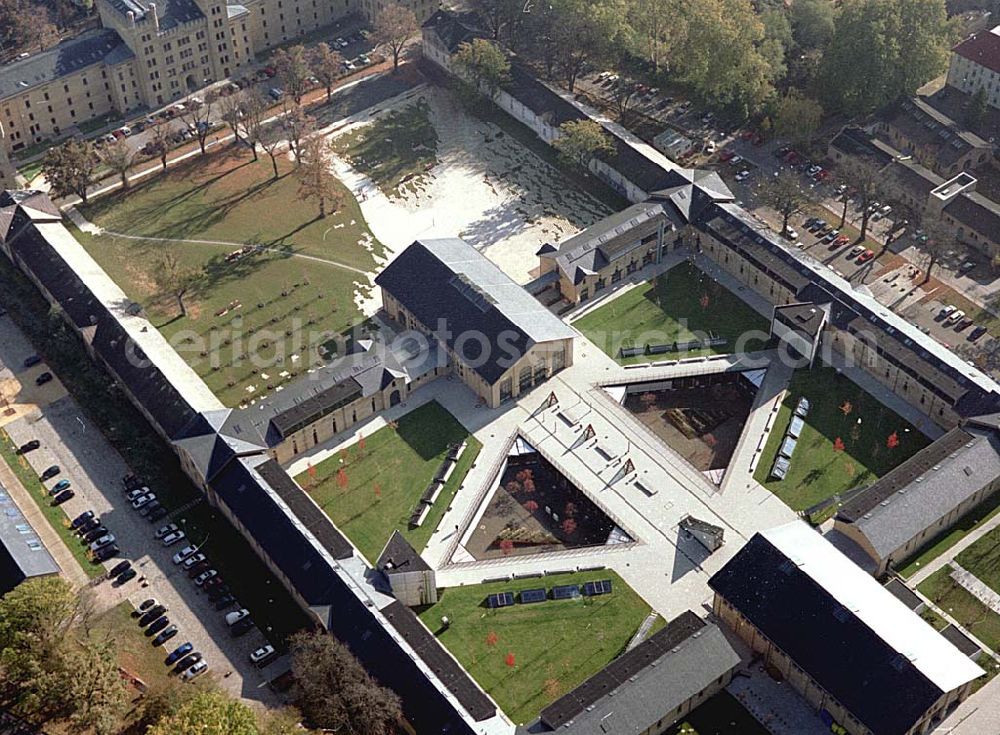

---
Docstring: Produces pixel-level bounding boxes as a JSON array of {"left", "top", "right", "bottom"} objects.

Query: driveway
[{"left": 0, "top": 313, "right": 287, "bottom": 704}]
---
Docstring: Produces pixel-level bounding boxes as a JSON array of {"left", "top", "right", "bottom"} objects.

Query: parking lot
[{"left": 0, "top": 312, "right": 288, "bottom": 703}]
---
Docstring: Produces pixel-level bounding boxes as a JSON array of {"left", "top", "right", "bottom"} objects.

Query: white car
[
  {"left": 182, "top": 552, "right": 206, "bottom": 570},
  {"left": 126, "top": 487, "right": 149, "bottom": 502},
  {"left": 734, "top": 170, "right": 751, "bottom": 182},
  {"left": 181, "top": 660, "right": 209, "bottom": 682},
  {"left": 250, "top": 644, "right": 276, "bottom": 666},
  {"left": 161, "top": 530, "right": 186, "bottom": 547},
  {"left": 945, "top": 309, "right": 966, "bottom": 325},
  {"left": 225, "top": 608, "right": 250, "bottom": 626},
  {"left": 940, "top": 304, "right": 956, "bottom": 317},
  {"left": 194, "top": 569, "right": 218, "bottom": 586},
  {"left": 132, "top": 493, "right": 156, "bottom": 509},
  {"left": 89, "top": 534, "right": 116, "bottom": 552},
  {"left": 155, "top": 523, "right": 179, "bottom": 539},
  {"left": 172, "top": 545, "right": 197, "bottom": 564}
]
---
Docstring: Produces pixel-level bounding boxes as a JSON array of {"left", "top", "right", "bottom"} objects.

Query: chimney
[
  {"left": 127, "top": 10, "right": 135, "bottom": 26},
  {"left": 149, "top": 2, "right": 159, "bottom": 31}
]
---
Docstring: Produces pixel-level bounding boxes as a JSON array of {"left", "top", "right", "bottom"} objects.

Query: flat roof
[{"left": 0, "top": 482, "right": 60, "bottom": 582}]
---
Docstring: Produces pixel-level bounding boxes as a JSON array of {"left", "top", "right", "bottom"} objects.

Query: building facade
[{"left": 947, "top": 25, "right": 1000, "bottom": 110}]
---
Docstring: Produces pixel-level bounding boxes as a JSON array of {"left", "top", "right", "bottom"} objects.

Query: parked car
[
  {"left": 146, "top": 505, "right": 169, "bottom": 523},
  {"left": 52, "top": 489, "right": 75, "bottom": 505},
  {"left": 145, "top": 616, "right": 171, "bottom": 637},
  {"left": 78, "top": 517, "right": 102, "bottom": 535},
  {"left": 165, "top": 641, "right": 193, "bottom": 666},
  {"left": 956, "top": 317, "right": 974, "bottom": 332},
  {"left": 89, "top": 534, "right": 116, "bottom": 552},
  {"left": 152, "top": 625, "right": 178, "bottom": 647},
  {"left": 856, "top": 249, "right": 875, "bottom": 265},
  {"left": 969, "top": 326, "right": 989, "bottom": 341},
  {"left": 207, "top": 584, "right": 231, "bottom": 602},
  {"left": 250, "top": 644, "right": 276, "bottom": 667},
  {"left": 194, "top": 569, "right": 218, "bottom": 587},
  {"left": 734, "top": 170, "right": 751, "bottom": 182},
  {"left": 132, "top": 493, "right": 156, "bottom": 509},
  {"left": 213, "top": 594, "right": 236, "bottom": 610},
  {"left": 155, "top": 523, "right": 179, "bottom": 539},
  {"left": 230, "top": 616, "right": 254, "bottom": 637},
  {"left": 83, "top": 526, "right": 110, "bottom": 544},
  {"left": 133, "top": 598, "right": 157, "bottom": 618},
  {"left": 182, "top": 660, "right": 209, "bottom": 682},
  {"left": 268, "top": 87, "right": 283, "bottom": 101},
  {"left": 225, "top": 608, "right": 251, "bottom": 626},
  {"left": 959, "top": 260, "right": 976, "bottom": 274},
  {"left": 172, "top": 545, "right": 198, "bottom": 564},
  {"left": 116, "top": 567, "right": 138, "bottom": 585},
  {"left": 23, "top": 354, "right": 42, "bottom": 368},
  {"left": 182, "top": 553, "right": 206, "bottom": 570},
  {"left": 49, "top": 478, "right": 71, "bottom": 495},
  {"left": 108, "top": 560, "right": 132, "bottom": 579},
  {"left": 122, "top": 473, "right": 143, "bottom": 490},
  {"left": 173, "top": 652, "right": 203, "bottom": 674},
  {"left": 126, "top": 487, "right": 149, "bottom": 502},
  {"left": 139, "top": 605, "right": 167, "bottom": 627},
  {"left": 17, "top": 440, "right": 40, "bottom": 454},
  {"left": 70, "top": 510, "right": 95, "bottom": 529},
  {"left": 945, "top": 309, "right": 966, "bottom": 326},
  {"left": 92, "top": 544, "right": 119, "bottom": 562},
  {"left": 161, "top": 530, "right": 186, "bottom": 547},
  {"left": 848, "top": 245, "right": 865, "bottom": 258},
  {"left": 187, "top": 561, "right": 211, "bottom": 578},
  {"left": 40, "top": 465, "right": 61, "bottom": 481}
]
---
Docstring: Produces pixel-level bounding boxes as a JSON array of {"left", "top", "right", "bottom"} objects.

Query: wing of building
[
  {"left": 0, "top": 478, "right": 61, "bottom": 594},
  {"left": 710, "top": 522, "right": 984, "bottom": 735}
]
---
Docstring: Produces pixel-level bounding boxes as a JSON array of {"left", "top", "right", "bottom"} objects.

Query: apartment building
[{"left": 947, "top": 24, "right": 1000, "bottom": 110}]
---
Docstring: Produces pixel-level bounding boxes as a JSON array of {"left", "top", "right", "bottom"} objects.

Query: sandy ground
[{"left": 325, "top": 85, "right": 611, "bottom": 314}]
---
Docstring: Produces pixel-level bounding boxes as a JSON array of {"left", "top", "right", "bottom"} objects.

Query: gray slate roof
[
  {"left": 0, "top": 29, "right": 132, "bottom": 100},
  {"left": 105, "top": 0, "right": 204, "bottom": 31},
  {"left": 377, "top": 530, "right": 431, "bottom": 573},
  {"left": 839, "top": 425, "right": 1000, "bottom": 559},
  {"left": 0, "top": 481, "right": 60, "bottom": 586}
]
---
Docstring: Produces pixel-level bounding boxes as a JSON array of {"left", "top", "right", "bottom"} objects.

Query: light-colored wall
[{"left": 948, "top": 52, "right": 1000, "bottom": 110}]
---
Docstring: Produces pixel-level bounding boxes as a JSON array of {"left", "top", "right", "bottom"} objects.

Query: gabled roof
[
  {"left": 952, "top": 25, "right": 1000, "bottom": 75},
  {"left": 172, "top": 409, "right": 265, "bottom": 482},
  {"left": 377, "top": 530, "right": 431, "bottom": 573},
  {"left": 710, "top": 523, "right": 984, "bottom": 735},
  {"left": 375, "top": 238, "right": 574, "bottom": 384},
  {"left": 421, "top": 9, "right": 486, "bottom": 53}
]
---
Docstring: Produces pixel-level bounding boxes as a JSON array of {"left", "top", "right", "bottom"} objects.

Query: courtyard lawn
[
  {"left": 331, "top": 98, "right": 438, "bottom": 196},
  {"left": 666, "top": 691, "right": 771, "bottom": 735},
  {"left": 955, "top": 525, "right": 1000, "bottom": 597},
  {"left": 417, "top": 570, "right": 658, "bottom": 724},
  {"left": 918, "top": 566, "right": 1000, "bottom": 652},
  {"left": 753, "top": 367, "right": 930, "bottom": 514},
  {"left": 73, "top": 150, "right": 381, "bottom": 406},
  {"left": 573, "top": 261, "right": 769, "bottom": 363},
  {"left": 296, "top": 401, "right": 479, "bottom": 563},
  {"left": 897, "top": 492, "right": 1000, "bottom": 579}
]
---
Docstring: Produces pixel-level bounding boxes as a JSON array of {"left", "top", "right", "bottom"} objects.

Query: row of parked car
[
  {"left": 938, "top": 304, "right": 989, "bottom": 342},
  {"left": 68, "top": 509, "right": 124, "bottom": 565},
  {"left": 122, "top": 472, "right": 169, "bottom": 524},
  {"left": 132, "top": 598, "right": 208, "bottom": 679}
]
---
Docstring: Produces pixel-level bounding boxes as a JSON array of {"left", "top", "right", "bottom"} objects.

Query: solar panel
[
  {"left": 552, "top": 584, "right": 580, "bottom": 600},
  {"left": 486, "top": 591, "right": 515, "bottom": 609},
  {"left": 520, "top": 588, "right": 547, "bottom": 604},
  {"left": 583, "top": 579, "right": 613, "bottom": 596}
]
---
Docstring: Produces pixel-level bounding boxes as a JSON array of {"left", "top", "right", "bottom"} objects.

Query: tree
[
  {"left": 452, "top": 38, "right": 511, "bottom": 101},
  {"left": 259, "top": 127, "right": 284, "bottom": 179},
  {"left": 772, "top": 91, "right": 822, "bottom": 145},
  {"left": 790, "top": 0, "right": 835, "bottom": 50},
  {"left": 966, "top": 86, "right": 988, "bottom": 129},
  {"left": 146, "top": 691, "right": 259, "bottom": 735},
  {"left": 280, "top": 102, "right": 315, "bottom": 164},
  {"left": 820, "top": 0, "right": 950, "bottom": 114},
  {"left": 290, "top": 630, "right": 402, "bottom": 734},
  {"left": 759, "top": 170, "right": 815, "bottom": 236},
  {"left": 41, "top": 138, "right": 98, "bottom": 204},
  {"left": 553, "top": 119, "right": 614, "bottom": 168},
  {"left": 0, "top": 577, "right": 79, "bottom": 716},
  {"left": 311, "top": 42, "right": 343, "bottom": 102},
  {"left": 296, "top": 137, "right": 343, "bottom": 218},
  {"left": 98, "top": 138, "right": 134, "bottom": 190},
  {"left": 66, "top": 638, "right": 129, "bottom": 735},
  {"left": 373, "top": 4, "right": 418, "bottom": 72},
  {"left": 179, "top": 94, "right": 216, "bottom": 155},
  {"left": 149, "top": 121, "right": 173, "bottom": 171},
  {"left": 838, "top": 156, "right": 882, "bottom": 240},
  {"left": 218, "top": 89, "right": 247, "bottom": 144},
  {"left": 240, "top": 90, "right": 268, "bottom": 162},
  {"left": 547, "top": 0, "right": 628, "bottom": 92},
  {"left": 154, "top": 251, "right": 198, "bottom": 317},
  {"left": 469, "top": 0, "right": 522, "bottom": 42},
  {"left": 609, "top": 77, "right": 641, "bottom": 125},
  {"left": 917, "top": 219, "right": 953, "bottom": 284},
  {"left": 627, "top": 0, "right": 685, "bottom": 72},
  {"left": 0, "top": 0, "right": 59, "bottom": 55},
  {"left": 272, "top": 44, "right": 311, "bottom": 104}
]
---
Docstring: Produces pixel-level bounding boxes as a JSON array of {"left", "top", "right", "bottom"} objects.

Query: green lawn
[
  {"left": 92, "top": 602, "right": 175, "bottom": 691},
  {"left": 74, "top": 150, "right": 381, "bottom": 406},
  {"left": 573, "top": 261, "right": 769, "bottom": 362},
  {"left": 296, "top": 401, "right": 479, "bottom": 564},
  {"left": 666, "top": 691, "right": 771, "bottom": 735},
  {"left": 331, "top": 99, "right": 438, "bottom": 196},
  {"left": 417, "top": 570, "right": 657, "bottom": 724},
  {"left": 897, "top": 492, "right": 1000, "bottom": 579},
  {"left": 753, "top": 367, "right": 930, "bottom": 513},
  {"left": 955, "top": 525, "right": 1000, "bottom": 597},
  {"left": 0, "top": 430, "right": 101, "bottom": 578},
  {"left": 918, "top": 566, "right": 1000, "bottom": 652}
]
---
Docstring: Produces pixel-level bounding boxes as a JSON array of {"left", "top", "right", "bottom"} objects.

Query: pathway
[
  {"left": 0, "top": 455, "right": 89, "bottom": 590},
  {"left": 908, "top": 510, "right": 1000, "bottom": 586},
  {"left": 950, "top": 561, "right": 1000, "bottom": 616}
]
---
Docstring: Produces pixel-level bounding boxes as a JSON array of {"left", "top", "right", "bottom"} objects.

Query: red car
[
  {"left": 719, "top": 149, "right": 735, "bottom": 162},
  {"left": 739, "top": 130, "right": 754, "bottom": 141},
  {"left": 813, "top": 169, "right": 830, "bottom": 181},
  {"left": 856, "top": 249, "right": 875, "bottom": 264}
]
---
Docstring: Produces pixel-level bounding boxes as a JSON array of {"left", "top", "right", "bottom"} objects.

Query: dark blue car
[{"left": 164, "top": 641, "right": 193, "bottom": 666}]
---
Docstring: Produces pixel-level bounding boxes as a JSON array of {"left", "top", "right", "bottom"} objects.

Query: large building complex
[
  {"left": 710, "top": 522, "right": 984, "bottom": 735},
  {"left": 0, "top": 0, "right": 437, "bottom": 155},
  {"left": 947, "top": 24, "right": 1000, "bottom": 110}
]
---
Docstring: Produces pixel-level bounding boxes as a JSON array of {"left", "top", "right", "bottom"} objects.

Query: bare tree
[
  {"left": 148, "top": 122, "right": 173, "bottom": 172},
  {"left": 98, "top": 139, "right": 134, "bottom": 190},
  {"left": 179, "top": 94, "right": 216, "bottom": 155},
  {"left": 838, "top": 156, "right": 882, "bottom": 241},
  {"left": 917, "top": 218, "right": 954, "bottom": 284},
  {"left": 373, "top": 4, "right": 418, "bottom": 72},
  {"left": 272, "top": 44, "right": 311, "bottom": 105},
  {"left": 758, "top": 170, "right": 816, "bottom": 237},
  {"left": 217, "top": 89, "right": 246, "bottom": 144},
  {"left": 153, "top": 251, "right": 198, "bottom": 318},
  {"left": 240, "top": 90, "right": 268, "bottom": 162},
  {"left": 310, "top": 42, "right": 343, "bottom": 102},
  {"left": 259, "top": 127, "right": 284, "bottom": 179},
  {"left": 295, "top": 137, "right": 343, "bottom": 218},
  {"left": 609, "top": 77, "right": 641, "bottom": 125},
  {"left": 280, "top": 101, "right": 315, "bottom": 165}
]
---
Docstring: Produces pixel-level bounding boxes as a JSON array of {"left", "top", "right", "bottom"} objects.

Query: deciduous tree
[
  {"left": 452, "top": 38, "right": 511, "bottom": 101},
  {"left": 272, "top": 44, "right": 311, "bottom": 104},
  {"left": 772, "top": 91, "right": 823, "bottom": 146},
  {"left": 148, "top": 121, "right": 173, "bottom": 171},
  {"left": 759, "top": 170, "right": 815, "bottom": 237},
  {"left": 179, "top": 94, "right": 216, "bottom": 155},
  {"left": 146, "top": 691, "right": 259, "bottom": 735},
  {"left": 66, "top": 638, "right": 130, "bottom": 735},
  {"left": 295, "top": 137, "right": 343, "bottom": 218},
  {"left": 218, "top": 89, "right": 247, "bottom": 143},
  {"left": 311, "top": 42, "right": 343, "bottom": 102},
  {"left": 289, "top": 630, "right": 402, "bottom": 735},
  {"left": 154, "top": 251, "right": 198, "bottom": 317},
  {"left": 790, "top": 0, "right": 835, "bottom": 50},
  {"left": 553, "top": 119, "right": 614, "bottom": 168},
  {"left": 280, "top": 102, "right": 315, "bottom": 165},
  {"left": 547, "top": 0, "right": 628, "bottom": 93},
  {"left": 838, "top": 156, "right": 882, "bottom": 240},
  {"left": 373, "top": 4, "right": 418, "bottom": 72},
  {"left": 240, "top": 90, "right": 269, "bottom": 162},
  {"left": 42, "top": 138, "right": 98, "bottom": 204},
  {"left": 98, "top": 138, "right": 134, "bottom": 189},
  {"left": 469, "top": 0, "right": 522, "bottom": 42}
]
